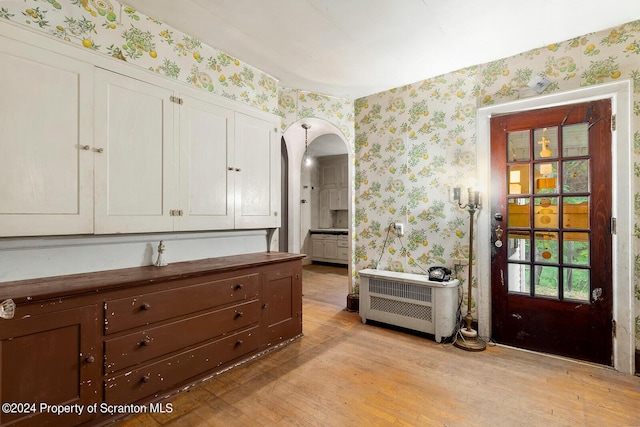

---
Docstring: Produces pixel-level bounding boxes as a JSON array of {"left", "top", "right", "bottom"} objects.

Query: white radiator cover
[{"left": 358, "top": 269, "right": 460, "bottom": 343}]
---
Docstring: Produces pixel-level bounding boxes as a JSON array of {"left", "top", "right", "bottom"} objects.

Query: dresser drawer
[
  {"left": 105, "top": 273, "right": 259, "bottom": 334},
  {"left": 105, "top": 299, "right": 260, "bottom": 374},
  {"left": 105, "top": 326, "right": 260, "bottom": 405}
]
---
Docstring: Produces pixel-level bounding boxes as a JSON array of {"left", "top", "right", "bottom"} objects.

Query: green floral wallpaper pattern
[
  {"left": 354, "top": 20, "right": 640, "bottom": 342},
  {"left": 0, "top": 0, "right": 280, "bottom": 113},
  {"left": 278, "top": 88, "right": 355, "bottom": 145}
]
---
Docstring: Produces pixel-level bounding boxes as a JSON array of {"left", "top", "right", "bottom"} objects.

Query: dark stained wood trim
[
  {"left": 0, "top": 252, "right": 305, "bottom": 303},
  {"left": 636, "top": 349, "right": 640, "bottom": 376}
]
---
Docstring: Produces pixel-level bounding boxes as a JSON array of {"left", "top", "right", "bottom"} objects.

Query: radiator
[{"left": 358, "top": 269, "right": 460, "bottom": 343}]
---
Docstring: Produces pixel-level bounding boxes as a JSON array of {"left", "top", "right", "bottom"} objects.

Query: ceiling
[{"left": 124, "top": 0, "right": 639, "bottom": 100}]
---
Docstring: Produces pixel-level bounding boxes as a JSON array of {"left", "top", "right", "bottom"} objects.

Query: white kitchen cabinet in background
[
  {"left": 328, "top": 188, "right": 349, "bottom": 211},
  {"left": 310, "top": 233, "right": 348, "bottom": 265}
]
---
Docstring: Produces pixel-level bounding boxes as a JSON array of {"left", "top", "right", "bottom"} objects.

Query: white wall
[{"left": 0, "top": 230, "right": 275, "bottom": 282}]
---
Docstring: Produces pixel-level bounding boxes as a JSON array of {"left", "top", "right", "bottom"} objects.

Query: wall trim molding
[{"left": 476, "top": 80, "right": 634, "bottom": 374}]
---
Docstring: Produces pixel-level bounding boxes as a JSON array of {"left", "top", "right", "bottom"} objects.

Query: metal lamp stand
[{"left": 453, "top": 189, "right": 486, "bottom": 352}]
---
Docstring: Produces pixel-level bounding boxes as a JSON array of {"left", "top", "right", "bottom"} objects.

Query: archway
[{"left": 282, "top": 118, "right": 354, "bottom": 294}]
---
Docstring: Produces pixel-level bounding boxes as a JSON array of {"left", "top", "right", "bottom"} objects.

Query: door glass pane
[
  {"left": 508, "top": 231, "right": 530, "bottom": 262},
  {"left": 563, "top": 268, "right": 589, "bottom": 301},
  {"left": 562, "top": 123, "right": 589, "bottom": 157},
  {"left": 508, "top": 263, "right": 530, "bottom": 294},
  {"left": 563, "top": 196, "right": 589, "bottom": 229},
  {"left": 563, "top": 233, "right": 589, "bottom": 265},
  {"left": 534, "top": 197, "right": 558, "bottom": 228},
  {"left": 508, "top": 198, "right": 530, "bottom": 228},
  {"left": 535, "top": 162, "right": 557, "bottom": 194},
  {"left": 508, "top": 165, "right": 529, "bottom": 195},
  {"left": 534, "top": 127, "right": 558, "bottom": 160},
  {"left": 563, "top": 160, "right": 589, "bottom": 193},
  {"left": 534, "top": 265, "right": 559, "bottom": 298},
  {"left": 508, "top": 130, "right": 530, "bottom": 161},
  {"left": 535, "top": 232, "right": 558, "bottom": 263}
]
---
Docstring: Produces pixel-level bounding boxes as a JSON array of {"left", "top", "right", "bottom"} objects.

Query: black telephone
[{"left": 428, "top": 266, "right": 451, "bottom": 282}]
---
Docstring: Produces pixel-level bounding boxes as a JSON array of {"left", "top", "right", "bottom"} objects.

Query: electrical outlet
[{"left": 393, "top": 223, "right": 404, "bottom": 236}]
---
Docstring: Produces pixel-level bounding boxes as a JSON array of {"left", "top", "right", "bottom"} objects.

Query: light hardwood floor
[{"left": 116, "top": 264, "right": 640, "bottom": 427}]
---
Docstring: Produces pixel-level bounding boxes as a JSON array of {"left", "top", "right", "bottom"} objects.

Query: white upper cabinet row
[{"left": 0, "top": 36, "right": 280, "bottom": 237}]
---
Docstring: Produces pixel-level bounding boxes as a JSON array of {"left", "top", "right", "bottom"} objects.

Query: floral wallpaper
[
  {"left": 353, "top": 20, "right": 640, "bottom": 350},
  {"left": 0, "top": 0, "right": 280, "bottom": 113},
  {"left": 1, "top": 1, "right": 639, "bottom": 352},
  {"left": 278, "top": 88, "right": 355, "bottom": 146}
]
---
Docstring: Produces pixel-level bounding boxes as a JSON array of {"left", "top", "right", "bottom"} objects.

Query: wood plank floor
[{"left": 115, "top": 264, "right": 640, "bottom": 427}]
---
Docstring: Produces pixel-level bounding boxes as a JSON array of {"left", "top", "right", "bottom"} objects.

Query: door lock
[{"left": 494, "top": 224, "right": 504, "bottom": 248}]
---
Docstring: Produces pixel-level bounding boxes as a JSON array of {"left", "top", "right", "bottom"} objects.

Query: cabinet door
[
  {"left": 94, "top": 69, "right": 176, "bottom": 233},
  {"left": 0, "top": 305, "right": 100, "bottom": 427},
  {"left": 323, "top": 239, "right": 339, "bottom": 259},
  {"left": 338, "top": 188, "right": 349, "bottom": 210},
  {"left": 320, "top": 163, "right": 338, "bottom": 188},
  {"left": 338, "top": 158, "right": 349, "bottom": 188},
  {"left": 311, "top": 237, "right": 325, "bottom": 258},
  {"left": 178, "top": 92, "right": 235, "bottom": 230},
  {"left": 234, "top": 112, "right": 280, "bottom": 228},
  {"left": 261, "top": 261, "right": 302, "bottom": 349},
  {"left": 318, "top": 189, "right": 332, "bottom": 228},
  {"left": 328, "top": 189, "right": 339, "bottom": 210},
  {"left": 0, "top": 39, "right": 94, "bottom": 236}
]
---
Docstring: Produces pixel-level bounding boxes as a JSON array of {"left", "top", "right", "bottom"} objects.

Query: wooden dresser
[{"left": 0, "top": 252, "right": 303, "bottom": 426}]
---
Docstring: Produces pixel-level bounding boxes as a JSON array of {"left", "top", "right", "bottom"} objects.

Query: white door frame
[{"left": 476, "top": 80, "right": 634, "bottom": 374}]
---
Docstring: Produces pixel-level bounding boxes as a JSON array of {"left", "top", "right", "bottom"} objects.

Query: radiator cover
[{"left": 358, "top": 269, "right": 460, "bottom": 342}]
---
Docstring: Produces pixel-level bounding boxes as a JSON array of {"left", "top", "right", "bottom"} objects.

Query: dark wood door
[
  {"left": 261, "top": 260, "right": 303, "bottom": 349},
  {"left": 490, "top": 99, "right": 613, "bottom": 365},
  {"left": 0, "top": 305, "right": 100, "bottom": 427}
]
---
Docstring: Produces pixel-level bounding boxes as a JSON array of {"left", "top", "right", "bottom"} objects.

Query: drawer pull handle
[
  {"left": 85, "top": 355, "right": 95, "bottom": 364},
  {"left": 141, "top": 302, "right": 151, "bottom": 311},
  {"left": 235, "top": 339, "right": 243, "bottom": 347},
  {"left": 262, "top": 303, "right": 269, "bottom": 309},
  {"left": 141, "top": 375, "right": 150, "bottom": 383},
  {"left": 139, "top": 337, "right": 151, "bottom": 346},
  {"left": 234, "top": 311, "right": 243, "bottom": 318},
  {"left": 234, "top": 283, "right": 244, "bottom": 290}
]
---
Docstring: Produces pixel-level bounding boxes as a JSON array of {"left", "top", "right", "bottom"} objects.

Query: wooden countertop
[{"left": 0, "top": 252, "right": 304, "bottom": 304}]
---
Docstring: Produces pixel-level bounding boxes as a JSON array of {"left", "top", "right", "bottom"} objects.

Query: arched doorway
[{"left": 282, "top": 118, "right": 354, "bottom": 294}]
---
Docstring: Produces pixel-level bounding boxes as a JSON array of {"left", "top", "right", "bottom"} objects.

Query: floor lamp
[{"left": 453, "top": 187, "right": 486, "bottom": 352}]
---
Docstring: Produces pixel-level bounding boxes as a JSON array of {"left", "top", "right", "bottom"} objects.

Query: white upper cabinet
[
  {"left": 94, "top": 68, "right": 176, "bottom": 234},
  {"left": 0, "top": 39, "right": 94, "bottom": 237},
  {"left": 0, "top": 32, "right": 281, "bottom": 237},
  {"left": 234, "top": 112, "right": 280, "bottom": 229},
  {"left": 319, "top": 163, "right": 338, "bottom": 188},
  {"left": 178, "top": 92, "right": 235, "bottom": 231}
]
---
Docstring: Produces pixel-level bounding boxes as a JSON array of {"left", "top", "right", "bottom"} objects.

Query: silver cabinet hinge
[
  {"left": 170, "top": 95, "right": 183, "bottom": 105},
  {"left": 611, "top": 217, "right": 617, "bottom": 235},
  {"left": 612, "top": 319, "right": 617, "bottom": 338},
  {"left": 611, "top": 114, "right": 616, "bottom": 132}
]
